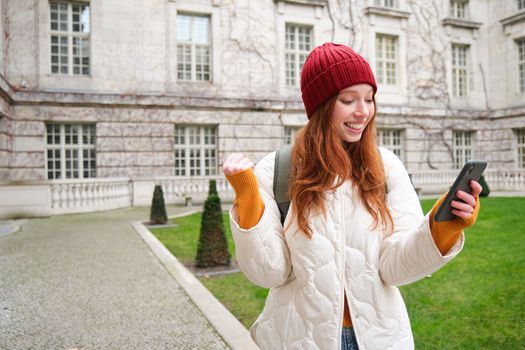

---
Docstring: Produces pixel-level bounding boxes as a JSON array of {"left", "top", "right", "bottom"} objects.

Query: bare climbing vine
[{"left": 403, "top": 0, "right": 491, "bottom": 168}]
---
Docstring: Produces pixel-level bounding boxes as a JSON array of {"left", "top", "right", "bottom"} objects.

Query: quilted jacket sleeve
[
  {"left": 378, "top": 148, "right": 464, "bottom": 286},
  {"left": 229, "top": 152, "right": 293, "bottom": 289}
]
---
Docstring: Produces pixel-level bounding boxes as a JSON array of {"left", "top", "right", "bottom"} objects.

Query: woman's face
[{"left": 331, "top": 84, "right": 375, "bottom": 143}]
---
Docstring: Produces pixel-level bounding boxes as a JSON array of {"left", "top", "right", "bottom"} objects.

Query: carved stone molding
[
  {"left": 441, "top": 17, "right": 482, "bottom": 30},
  {"left": 364, "top": 6, "right": 411, "bottom": 20},
  {"left": 500, "top": 11, "right": 525, "bottom": 35},
  {"left": 274, "top": 0, "right": 325, "bottom": 7}
]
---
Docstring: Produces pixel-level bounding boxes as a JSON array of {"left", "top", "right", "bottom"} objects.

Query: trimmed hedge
[
  {"left": 479, "top": 175, "right": 490, "bottom": 197},
  {"left": 150, "top": 185, "right": 168, "bottom": 225},
  {"left": 195, "top": 180, "right": 231, "bottom": 268}
]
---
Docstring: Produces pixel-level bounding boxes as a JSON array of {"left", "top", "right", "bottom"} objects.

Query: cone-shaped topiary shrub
[
  {"left": 208, "top": 178, "right": 218, "bottom": 196},
  {"left": 195, "top": 180, "right": 231, "bottom": 268},
  {"left": 479, "top": 174, "right": 490, "bottom": 197},
  {"left": 150, "top": 185, "right": 168, "bottom": 225}
]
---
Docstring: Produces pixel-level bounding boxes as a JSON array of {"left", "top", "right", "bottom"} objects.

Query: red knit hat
[{"left": 301, "top": 42, "right": 377, "bottom": 118}]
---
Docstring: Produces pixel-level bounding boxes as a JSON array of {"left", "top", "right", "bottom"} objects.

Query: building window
[
  {"left": 376, "top": 35, "right": 398, "bottom": 86},
  {"left": 50, "top": 2, "right": 90, "bottom": 75},
  {"left": 176, "top": 13, "right": 211, "bottom": 82},
  {"left": 285, "top": 24, "right": 313, "bottom": 87},
  {"left": 46, "top": 124, "right": 96, "bottom": 179},
  {"left": 377, "top": 129, "right": 404, "bottom": 161},
  {"left": 284, "top": 126, "right": 300, "bottom": 145},
  {"left": 453, "top": 131, "right": 474, "bottom": 169},
  {"left": 451, "top": 44, "right": 469, "bottom": 97},
  {"left": 518, "top": 0, "right": 525, "bottom": 11},
  {"left": 375, "top": 0, "right": 397, "bottom": 8},
  {"left": 518, "top": 39, "right": 525, "bottom": 93},
  {"left": 516, "top": 129, "right": 525, "bottom": 168},
  {"left": 174, "top": 125, "right": 217, "bottom": 176},
  {"left": 449, "top": 0, "right": 468, "bottom": 19}
]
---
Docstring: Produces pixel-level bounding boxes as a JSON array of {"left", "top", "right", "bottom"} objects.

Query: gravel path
[{"left": 0, "top": 206, "right": 229, "bottom": 350}]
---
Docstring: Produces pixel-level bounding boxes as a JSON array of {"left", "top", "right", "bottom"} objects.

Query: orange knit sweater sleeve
[
  {"left": 428, "top": 193, "right": 480, "bottom": 255},
  {"left": 225, "top": 168, "right": 265, "bottom": 229}
]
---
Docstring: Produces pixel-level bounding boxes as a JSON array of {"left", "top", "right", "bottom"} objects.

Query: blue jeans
[{"left": 341, "top": 327, "right": 359, "bottom": 350}]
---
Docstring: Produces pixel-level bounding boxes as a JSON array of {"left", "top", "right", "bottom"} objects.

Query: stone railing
[
  {"left": 410, "top": 168, "right": 525, "bottom": 194},
  {"left": 2, "top": 169, "right": 524, "bottom": 219},
  {"left": 483, "top": 169, "right": 525, "bottom": 190},
  {"left": 49, "top": 177, "right": 132, "bottom": 215},
  {"left": 154, "top": 175, "right": 234, "bottom": 206}
]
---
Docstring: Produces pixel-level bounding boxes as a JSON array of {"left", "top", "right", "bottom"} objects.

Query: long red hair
[{"left": 288, "top": 95, "right": 393, "bottom": 238}]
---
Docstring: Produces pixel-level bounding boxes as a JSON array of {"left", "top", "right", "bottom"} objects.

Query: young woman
[{"left": 223, "top": 43, "right": 481, "bottom": 350}]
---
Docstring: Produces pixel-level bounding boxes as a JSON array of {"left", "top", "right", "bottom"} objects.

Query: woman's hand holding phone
[
  {"left": 448, "top": 180, "right": 482, "bottom": 220},
  {"left": 434, "top": 160, "right": 487, "bottom": 222},
  {"left": 430, "top": 181, "right": 482, "bottom": 256}
]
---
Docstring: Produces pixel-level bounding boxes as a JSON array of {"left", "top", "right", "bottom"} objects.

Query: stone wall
[
  {"left": 3, "top": 0, "right": 518, "bottom": 110},
  {"left": 7, "top": 88, "right": 523, "bottom": 181},
  {"left": 0, "top": 99, "right": 11, "bottom": 181},
  {"left": 1, "top": 0, "right": 524, "bottom": 182},
  {"left": 9, "top": 90, "right": 308, "bottom": 180},
  {"left": 488, "top": 0, "right": 525, "bottom": 110},
  {"left": 0, "top": 79, "right": 13, "bottom": 181}
]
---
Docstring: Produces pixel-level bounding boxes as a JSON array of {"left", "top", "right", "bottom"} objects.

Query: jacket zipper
[
  {"left": 342, "top": 186, "right": 361, "bottom": 349},
  {"left": 337, "top": 191, "right": 346, "bottom": 350}
]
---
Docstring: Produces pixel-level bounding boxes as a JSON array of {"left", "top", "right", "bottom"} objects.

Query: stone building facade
[{"left": 0, "top": 0, "right": 524, "bottom": 217}]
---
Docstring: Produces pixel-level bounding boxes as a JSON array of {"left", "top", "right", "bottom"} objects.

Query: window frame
[
  {"left": 452, "top": 130, "right": 474, "bottom": 169},
  {"left": 517, "top": 38, "right": 525, "bottom": 94},
  {"left": 375, "top": 34, "right": 398, "bottom": 87},
  {"left": 284, "top": 23, "right": 313, "bottom": 88},
  {"left": 46, "top": 123, "right": 96, "bottom": 180},
  {"left": 174, "top": 125, "right": 218, "bottom": 177},
  {"left": 377, "top": 128, "right": 405, "bottom": 162},
  {"left": 449, "top": 0, "right": 469, "bottom": 19},
  {"left": 516, "top": 129, "right": 525, "bottom": 169},
  {"left": 49, "top": 1, "right": 91, "bottom": 76},
  {"left": 374, "top": 0, "right": 397, "bottom": 8},
  {"left": 518, "top": 0, "right": 525, "bottom": 11},
  {"left": 451, "top": 43, "right": 470, "bottom": 97},
  {"left": 176, "top": 12, "right": 212, "bottom": 82}
]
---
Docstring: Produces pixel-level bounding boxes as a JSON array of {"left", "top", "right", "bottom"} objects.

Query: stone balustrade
[
  {"left": 1, "top": 169, "right": 524, "bottom": 219},
  {"left": 154, "top": 176, "right": 234, "bottom": 206},
  {"left": 410, "top": 168, "right": 525, "bottom": 193},
  {"left": 49, "top": 177, "right": 132, "bottom": 215},
  {"left": 483, "top": 169, "right": 525, "bottom": 190}
]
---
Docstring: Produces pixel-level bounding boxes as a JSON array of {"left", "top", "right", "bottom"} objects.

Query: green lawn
[{"left": 151, "top": 197, "right": 525, "bottom": 349}]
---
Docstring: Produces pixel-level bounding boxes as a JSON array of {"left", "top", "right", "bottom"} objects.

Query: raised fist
[{"left": 222, "top": 153, "right": 254, "bottom": 176}]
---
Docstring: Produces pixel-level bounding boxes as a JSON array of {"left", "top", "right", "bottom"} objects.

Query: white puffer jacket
[{"left": 230, "top": 148, "right": 463, "bottom": 350}]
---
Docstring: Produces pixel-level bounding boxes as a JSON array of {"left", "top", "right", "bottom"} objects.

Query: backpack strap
[
  {"left": 273, "top": 145, "right": 293, "bottom": 225},
  {"left": 272, "top": 146, "right": 389, "bottom": 227}
]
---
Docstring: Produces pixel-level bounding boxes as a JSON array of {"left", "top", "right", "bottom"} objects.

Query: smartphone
[{"left": 434, "top": 160, "right": 487, "bottom": 222}]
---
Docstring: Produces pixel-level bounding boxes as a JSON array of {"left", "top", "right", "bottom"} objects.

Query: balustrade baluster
[
  {"left": 100, "top": 183, "right": 106, "bottom": 206},
  {"left": 88, "top": 183, "right": 94, "bottom": 206},
  {"left": 58, "top": 185, "right": 65, "bottom": 209},
  {"left": 93, "top": 184, "right": 100, "bottom": 207},
  {"left": 104, "top": 183, "right": 110, "bottom": 205},
  {"left": 66, "top": 184, "right": 73, "bottom": 208},
  {"left": 123, "top": 182, "right": 128, "bottom": 205},
  {"left": 79, "top": 183, "right": 86, "bottom": 207},
  {"left": 114, "top": 183, "right": 120, "bottom": 205},
  {"left": 51, "top": 185, "right": 59, "bottom": 209},
  {"left": 73, "top": 184, "right": 80, "bottom": 208},
  {"left": 103, "top": 183, "right": 110, "bottom": 205}
]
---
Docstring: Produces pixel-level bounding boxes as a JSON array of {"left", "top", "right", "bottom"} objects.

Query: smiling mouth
[{"left": 344, "top": 122, "right": 366, "bottom": 130}]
